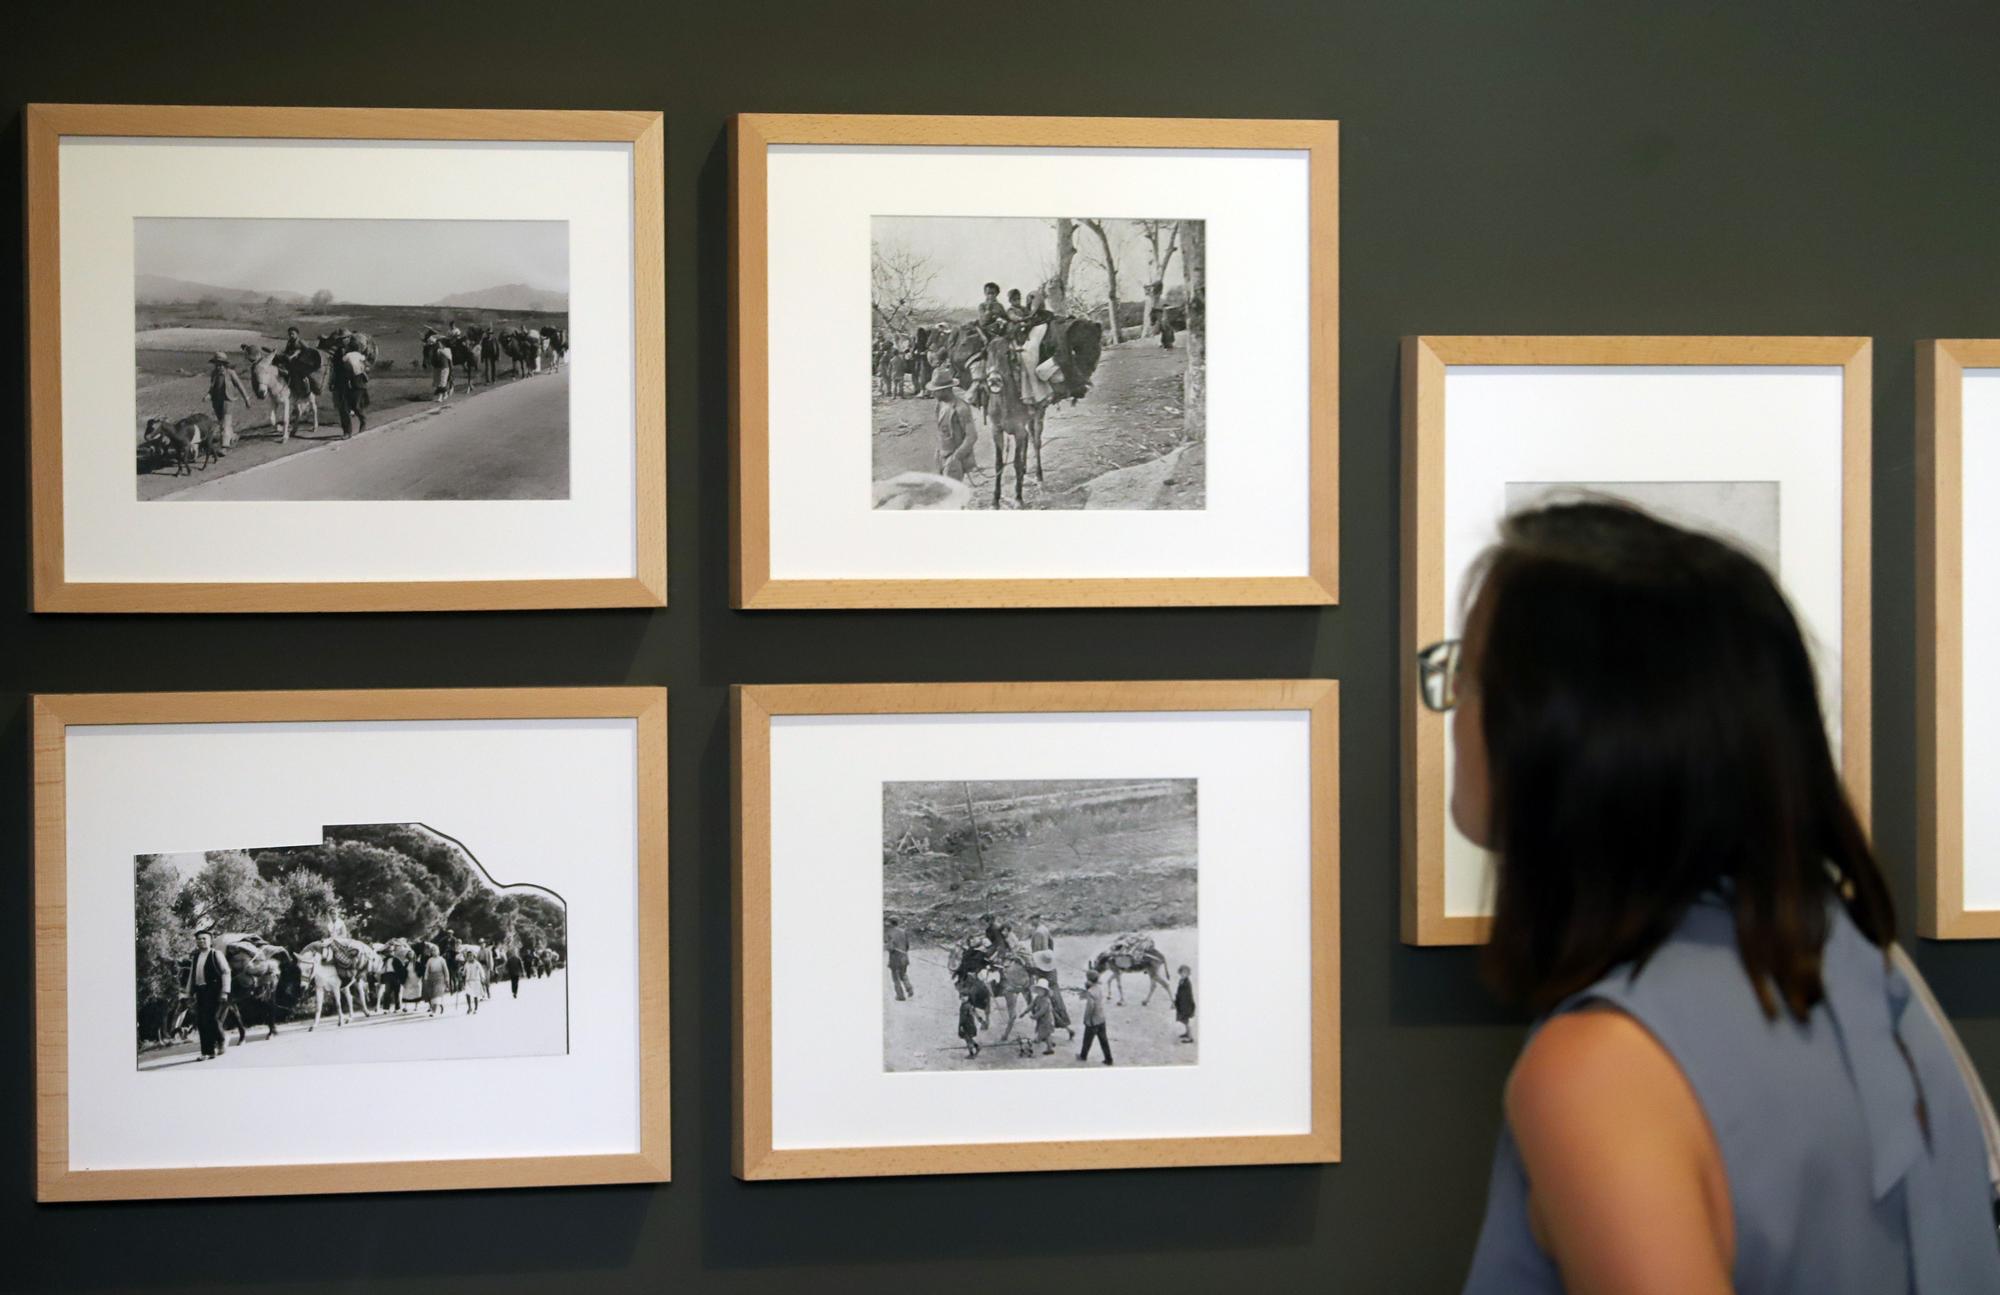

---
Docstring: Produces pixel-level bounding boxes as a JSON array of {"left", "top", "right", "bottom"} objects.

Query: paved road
[
  {"left": 137, "top": 969, "right": 569, "bottom": 1072},
  {"left": 164, "top": 369, "right": 571, "bottom": 502}
]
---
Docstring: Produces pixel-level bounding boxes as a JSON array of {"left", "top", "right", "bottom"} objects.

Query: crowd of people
[
  {"left": 173, "top": 919, "right": 564, "bottom": 1062},
  {"left": 887, "top": 909, "right": 1194, "bottom": 1065}
]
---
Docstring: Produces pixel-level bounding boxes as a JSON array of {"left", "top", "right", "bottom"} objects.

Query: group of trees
[{"left": 135, "top": 823, "right": 567, "bottom": 1018}]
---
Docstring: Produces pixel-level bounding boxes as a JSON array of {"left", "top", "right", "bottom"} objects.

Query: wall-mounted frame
[
  {"left": 1401, "top": 335, "right": 1872, "bottom": 945},
  {"left": 1918, "top": 339, "right": 2000, "bottom": 938},
  {"left": 27, "top": 104, "right": 666, "bottom": 613},
  {"left": 34, "top": 686, "right": 670, "bottom": 1200},
  {"left": 734, "top": 680, "right": 1339, "bottom": 1178},
  {"left": 730, "top": 112, "right": 1338, "bottom": 609}
]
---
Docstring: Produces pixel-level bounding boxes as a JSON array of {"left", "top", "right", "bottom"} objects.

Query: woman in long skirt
[
  {"left": 401, "top": 953, "right": 423, "bottom": 1011},
  {"left": 422, "top": 944, "right": 451, "bottom": 1016},
  {"left": 461, "top": 955, "right": 489, "bottom": 1016}
]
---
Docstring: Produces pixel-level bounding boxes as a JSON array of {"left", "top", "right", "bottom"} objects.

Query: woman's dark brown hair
[{"left": 1471, "top": 500, "right": 1894, "bottom": 1021}]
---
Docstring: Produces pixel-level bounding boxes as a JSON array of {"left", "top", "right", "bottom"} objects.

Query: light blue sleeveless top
[{"left": 1463, "top": 894, "right": 2000, "bottom": 1294}]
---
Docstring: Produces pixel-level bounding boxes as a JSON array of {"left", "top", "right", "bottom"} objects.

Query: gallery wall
[{"left": 4, "top": 2, "right": 1998, "bottom": 1290}]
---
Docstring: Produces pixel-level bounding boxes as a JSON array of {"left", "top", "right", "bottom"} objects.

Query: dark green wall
[{"left": 4, "top": 2, "right": 1997, "bottom": 1290}]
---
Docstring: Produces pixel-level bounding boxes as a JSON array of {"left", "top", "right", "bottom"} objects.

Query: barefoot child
[{"left": 1174, "top": 964, "right": 1196, "bottom": 1043}]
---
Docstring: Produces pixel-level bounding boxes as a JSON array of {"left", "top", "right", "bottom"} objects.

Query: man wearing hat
[
  {"left": 185, "top": 930, "right": 232, "bottom": 1060},
  {"left": 930, "top": 364, "right": 977, "bottom": 482},
  {"left": 1029, "top": 946, "right": 1072, "bottom": 1037},
  {"left": 206, "top": 352, "right": 251, "bottom": 451}
]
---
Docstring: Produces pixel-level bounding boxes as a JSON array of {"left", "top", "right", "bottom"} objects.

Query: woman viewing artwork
[{"left": 1437, "top": 502, "right": 2000, "bottom": 1294}]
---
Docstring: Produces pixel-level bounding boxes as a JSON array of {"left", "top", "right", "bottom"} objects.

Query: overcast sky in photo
[
  {"left": 135, "top": 217, "right": 569, "bottom": 304},
  {"left": 873, "top": 216, "right": 1192, "bottom": 311}
]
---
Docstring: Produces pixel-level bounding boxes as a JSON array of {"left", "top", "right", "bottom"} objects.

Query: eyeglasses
[{"left": 1416, "top": 639, "right": 1463, "bottom": 713}]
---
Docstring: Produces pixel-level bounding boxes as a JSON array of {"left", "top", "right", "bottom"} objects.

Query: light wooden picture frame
[
  {"left": 27, "top": 104, "right": 666, "bottom": 613},
  {"left": 730, "top": 113, "right": 1339, "bottom": 609},
  {"left": 734, "top": 679, "right": 1339, "bottom": 1179},
  {"left": 1917, "top": 339, "right": 2000, "bottom": 938},
  {"left": 34, "top": 686, "right": 670, "bottom": 1200},
  {"left": 1401, "top": 335, "right": 1873, "bottom": 945}
]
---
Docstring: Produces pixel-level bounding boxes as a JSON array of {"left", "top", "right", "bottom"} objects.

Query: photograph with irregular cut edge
[
  {"left": 135, "top": 823, "right": 568, "bottom": 1071},
  {"left": 133, "top": 217, "right": 570, "bottom": 501},
  {"left": 871, "top": 216, "right": 1206, "bottom": 512},
  {"left": 882, "top": 779, "right": 1198, "bottom": 1072}
]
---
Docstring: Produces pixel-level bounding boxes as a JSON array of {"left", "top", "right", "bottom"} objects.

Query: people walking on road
[
  {"left": 885, "top": 917, "right": 914, "bottom": 1001},
  {"left": 186, "top": 930, "right": 231, "bottom": 1060},
  {"left": 1174, "top": 964, "right": 1196, "bottom": 1043},
  {"left": 1077, "top": 970, "right": 1113, "bottom": 1065},
  {"left": 958, "top": 988, "right": 982, "bottom": 1058},
  {"left": 329, "top": 331, "right": 369, "bottom": 438},
  {"left": 461, "top": 954, "right": 489, "bottom": 1015},
  {"left": 505, "top": 947, "right": 524, "bottom": 998},
  {"left": 429, "top": 338, "right": 453, "bottom": 403},
  {"left": 401, "top": 951, "right": 422, "bottom": 1008},
  {"left": 206, "top": 352, "right": 250, "bottom": 450},
  {"left": 1028, "top": 983, "right": 1056, "bottom": 1056},
  {"left": 422, "top": 943, "right": 451, "bottom": 1016},
  {"left": 1029, "top": 948, "right": 1072, "bottom": 1037}
]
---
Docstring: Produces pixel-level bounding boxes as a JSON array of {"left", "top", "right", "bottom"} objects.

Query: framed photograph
[
  {"left": 730, "top": 113, "right": 1338, "bottom": 609},
  {"left": 26, "top": 104, "right": 666, "bottom": 613},
  {"left": 1400, "top": 335, "right": 1872, "bottom": 945},
  {"left": 1918, "top": 339, "right": 2000, "bottom": 938},
  {"left": 33, "top": 687, "right": 669, "bottom": 1200},
  {"left": 733, "top": 680, "right": 1338, "bottom": 1179}
]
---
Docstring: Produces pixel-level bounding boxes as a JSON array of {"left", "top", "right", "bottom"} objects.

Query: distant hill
[
  {"left": 432, "top": 283, "right": 567, "bottom": 313},
  {"left": 136, "top": 274, "right": 308, "bottom": 306}
]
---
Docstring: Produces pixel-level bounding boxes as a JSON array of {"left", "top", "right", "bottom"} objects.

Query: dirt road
[
  {"left": 138, "top": 969, "right": 568, "bottom": 1072},
  {"left": 155, "top": 368, "right": 570, "bottom": 501},
  {"left": 870, "top": 338, "right": 1201, "bottom": 510},
  {"left": 883, "top": 927, "right": 1197, "bottom": 1073}
]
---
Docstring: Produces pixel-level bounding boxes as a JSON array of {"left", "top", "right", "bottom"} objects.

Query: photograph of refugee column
[{"left": 881, "top": 779, "right": 1198, "bottom": 1071}]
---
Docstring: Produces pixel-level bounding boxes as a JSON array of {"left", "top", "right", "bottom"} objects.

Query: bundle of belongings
[
  {"left": 215, "top": 931, "right": 287, "bottom": 978},
  {"left": 1102, "top": 932, "right": 1160, "bottom": 970},
  {"left": 316, "top": 934, "right": 377, "bottom": 974}
]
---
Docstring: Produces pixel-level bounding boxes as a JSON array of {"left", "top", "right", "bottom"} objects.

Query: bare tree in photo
[
  {"left": 1180, "top": 218, "right": 1206, "bottom": 442},
  {"left": 1139, "top": 220, "right": 1180, "bottom": 336},
  {"left": 1052, "top": 217, "right": 1077, "bottom": 305},
  {"left": 871, "top": 241, "right": 938, "bottom": 337},
  {"left": 1078, "top": 219, "right": 1126, "bottom": 343}
]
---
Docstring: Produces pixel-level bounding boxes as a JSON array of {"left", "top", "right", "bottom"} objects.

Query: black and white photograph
[
  {"left": 134, "top": 217, "right": 571, "bottom": 502},
  {"left": 1506, "top": 480, "right": 1781, "bottom": 571},
  {"left": 134, "top": 822, "right": 569, "bottom": 1072},
  {"left": 870, "top": 216, "right": 1206, "bottom": 512},
  {"left": 881, "top": 779, "right": 1198, "bottom": 1072}
]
